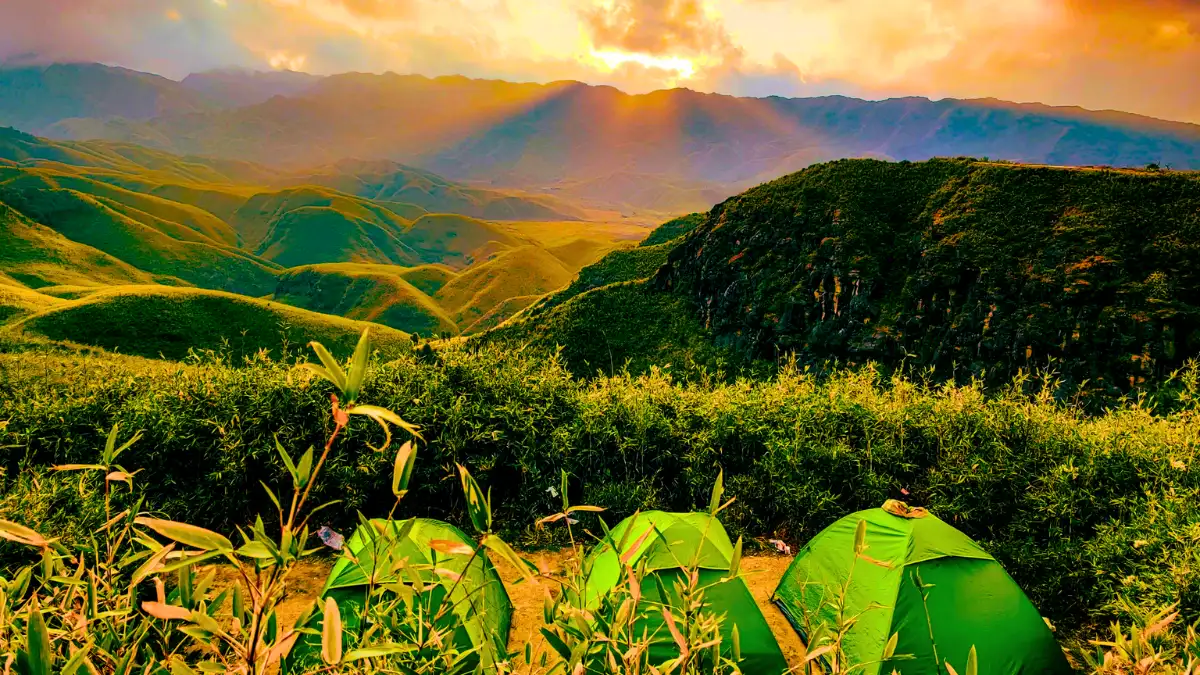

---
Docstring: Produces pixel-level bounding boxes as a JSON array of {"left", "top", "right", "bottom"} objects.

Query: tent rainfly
[
  {"left": 582, "top": 511, "right": 789, "bottom": 675},
  {"left": 772, "top": 501, "right": 1072, "bottom": 675},
  {"left": 283, "top": 518, "right": 512, "bottom": 673}
]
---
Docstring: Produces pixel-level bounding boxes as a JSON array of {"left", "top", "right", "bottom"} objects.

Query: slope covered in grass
[
  {"left": 274, "top": 263, "right": 457, "bottom": 336},
  {"left": 0, "top": 284, "right": 66, "bottom": 324},
  {"left": 230, "top": 186, "right": 414, "bottom": 253},
  {"left": 657, "top": 158, "right": 1200, "bottom": 395},
  {"left": 290, "top": 159, "right": 587, "bottom": 221},
  {"left": 401, "top": 213, "right": 524, "bottom": 269},
  {"left": 398, "top": 264, "right": 457, "bottom": 295},
  {"left": 435, "top": 245, "right": 573, "bottom": 331},
  {"left": 0, "top": 202, "right": 159, "bottom": 288},
  {"left": 486, "top": 280, "right": 743, "bottom": 377},
  {"left": 255, "top": 206, "right": 417, "bottom": 268},
  {"left": 521, "top": 242, "right": 674, "bottom": 320},
  {"left": 7, "top": 285, "right": 410, "bottom": 360},
  {"left": 0, "top": 183, "right": 279, "bottom": 295},
  {"left": 639, "top": 212, "right": 706, "bottom": 247}
]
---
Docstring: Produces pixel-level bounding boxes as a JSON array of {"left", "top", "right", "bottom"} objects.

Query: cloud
[
  {"left": 0, "top": 0, "right": 1198, "bottom": 122},
  {"left": 581, "top": 0, "right": 739, "bottom": 59}
]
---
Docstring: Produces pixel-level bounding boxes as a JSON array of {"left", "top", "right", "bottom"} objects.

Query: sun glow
[
  {"left": 589, "top": 49, "right": 697, "bottom": 79},
  {"left": 268, "top": 51, "right": 308, "bottom": 71}
]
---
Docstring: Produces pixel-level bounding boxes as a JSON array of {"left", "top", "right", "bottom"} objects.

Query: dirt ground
[{"left": 249, "top": 550, "right": 806, "bottom": 671}]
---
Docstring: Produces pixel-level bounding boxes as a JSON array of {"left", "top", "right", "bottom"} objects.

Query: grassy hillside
[
  {"left": 521, "top": 241, "right": 674, "bottom": 320},
  {"left": 291, "top": 159, "right": 588, "bottom": 221},
  {"left": 0, "top": 182, "right": 279, "bottom": 295},
  {"left": 274, "top": 263, "right": 457, "bottom": 336},
  {"left": 655, "top": 158, "right": 1200, "bottom": 396},
  {"left": 0, "top": 203, "right": 159, "bottom": 288},
  {"left": 487, "top": 280, "right": 744, "bottom": 377},
  {"left": 639, "top": 211, "right": 706, "bottom": 247},
  {"left": 435, "top": 245, "right": 574, "bottom": 331},
  {"left": 401, "top": 213, "right": 524, "bottom": 269},
  {"left": 0, "top": 284, "right": 66, "bottom": 324},
  {"left": 255, "top": 206, "right": 417, "bottom": 268},
  {"left": 398, "top": 264, "right": 457, "bottom": 295},
  {"left": 6, "top": 285, "right": 410, "bottom": 360},
  {"left": 231, "top": 186, "right": 413, "bottom": 251}
]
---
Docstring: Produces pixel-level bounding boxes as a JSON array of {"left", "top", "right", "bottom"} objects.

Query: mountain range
[{"left": 4, "top": 63, "right": 1200, "bottom": 214}]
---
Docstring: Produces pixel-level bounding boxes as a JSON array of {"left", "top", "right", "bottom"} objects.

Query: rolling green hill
[
  {"left": 435, "top": 245, "right": 574, "bottom": 332},
  {"left": 0, "top": 178, "right": 280, "bottom": 295},
  {"left": 638, "top": 212, "right": 706, "bottom": 247},
  {"left": 290, "top": 159, "right": 588, "bottom": 221},
  {"left": 0, "top": 128, "right": 679, "bottom": 338},
  {"left": 520, "top": 242, "right": 673, "bottom": 321},
  {"left": 653, "top": 158, "right": 1200, "bottom": 393},
  {"left": 401, "top": 213, "right": 525, "bottom": 269},
  {"left": 273, "top": 263, "right": 457, "bottom": 337},
  {"left": 487, "top": 280, "right": 740, "bottom": 377},
  {"left": 0, "top": 202, "right": 160, "bottom": 288},
  {"left": 0, "top": 284, "right": 66, "bottom": 324},
  {"left": 6, "top": 285, "right": 411, "bottom": 360},
  {"left": 492, "top": 159, "right": 1200, "bottom": 392}
]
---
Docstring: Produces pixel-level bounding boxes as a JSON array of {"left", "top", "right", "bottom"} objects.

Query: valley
[{"left": 3, "top": 59, "right": 1200, "bottom": 675}]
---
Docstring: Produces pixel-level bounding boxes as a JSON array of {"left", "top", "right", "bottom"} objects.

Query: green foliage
[
  {"left": 521, "top": 242, "right": 675, "bottom": 320},
  {"left": 659, "top": 158, "right": 1200, "bottom": 399},
  {"left": 639, "top": 212, "right": 707, "bottom": 248},
  {"left": 5, "top": 285, "right": 412, "bottom": 361},
  {"left": 6, "top": 338, "right": 1200, "bottom": 642},
  {"left": 274, "top": 263, "right": 459, "bottom": 337},
  {"left": 488, "top": 279, "right": 749, "bottom": 378}
]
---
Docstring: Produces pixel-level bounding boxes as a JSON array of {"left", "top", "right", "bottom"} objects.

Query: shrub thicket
[{"left": 3, "top": 339, "right": 1199, "bottom": 640}]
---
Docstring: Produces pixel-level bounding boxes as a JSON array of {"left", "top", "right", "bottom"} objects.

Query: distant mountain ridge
[{"left": 5, "top": 64, "right": 1199, "bottom": 198}]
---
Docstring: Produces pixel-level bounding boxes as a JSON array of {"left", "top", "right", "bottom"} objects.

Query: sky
[{"left": 1, "top": 0, "right": 1199, "bottom": 123}]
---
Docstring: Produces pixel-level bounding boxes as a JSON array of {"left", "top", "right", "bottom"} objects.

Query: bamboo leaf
[
  {"left": 22, "top": 608, "right": 53, "bottom": 675},
  {"left": 481, "top": 534, "right": 536, "bottom": 582},
  {"left": 295, "top": 446, "right": 314, "bottom": 489},
  {"left": 854, "top": 518, "right": 868, "bottom": 555},
  {"left": 392, "top": 441, "right": 417, "bottom": 499},
  {"left": 344, "top": 644, "right": 416, "bottom": 662},
  {"left": 274, "top": 436, "right": 298, "bottom": 486},
  {"left": 457, "top": 464, "right": 489, "bottom": 534},
  {"left": 708, "top": 468, "right": 724, "bottom": 515},
  {"left": 429, "top": 539, "right": 474, "bottom": 556},
  {"left": 130, "top": 543, "right": 176, "bottom": 586},
  {"left": 309, "top": 341, "right": 348, "bottom": 392},
  {"left": 540, "top": 628, "right": 573, "bottom": 661},
  {"left": 51, "top": 464, "right": 106, "bottom": 472},
  {"left": 321, "top": 596, "right": 343, "bottom": 664},
  {"left": 344, "top": 329, "right": 371, "bottom": 403},
  {"left": 135, "top": 518, "right": 233, "bottom": 552},
  {"left": 883, "top": 632, "right": 899, "bottom": 659},
  {"left": 142, "top": 601, "right": 192, "bottom": 621},
  {"left": 966, "top": 646, "right": 978, "bottom": 675},
  {"left": 0, "top": 520, "right": 49, "bottom": 547},
  {"left": 728, "top": 536, "right": 743, "bottom": 578}
]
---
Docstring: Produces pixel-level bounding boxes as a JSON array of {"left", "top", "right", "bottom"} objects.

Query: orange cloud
[{"left": 582, "top": 0, "right": 740, "bottom": 59}]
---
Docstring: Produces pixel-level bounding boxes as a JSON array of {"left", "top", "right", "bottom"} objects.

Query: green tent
[
  {"left": 283, "top": 518, "right": 512, "bottom": 673},
  {"left": 582, "top": 511, "right": 789, "bottom": 674},
  {"left": 772, "top": 501, "right": 1071, "bottom": 675}
]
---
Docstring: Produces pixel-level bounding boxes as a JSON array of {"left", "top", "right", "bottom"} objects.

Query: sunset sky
[{"left": 2, "top": 0, "right": 1199, "bottom": 123}]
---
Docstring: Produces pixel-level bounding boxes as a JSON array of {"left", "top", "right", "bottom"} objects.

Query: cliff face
[{"left": 657, "top": 158, "right": 1200, "bottom": 392}]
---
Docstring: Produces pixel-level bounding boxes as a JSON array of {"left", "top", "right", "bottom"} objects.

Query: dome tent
[
  {"left": 772, "top": 501, "right": 1071, "bottom": 675},
  {"left": 581, "top": 511, "right": 789, "bottom": 674},
  {"left": 283, "top": 518, "right": 512, "bottom": 673}
]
